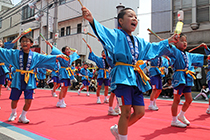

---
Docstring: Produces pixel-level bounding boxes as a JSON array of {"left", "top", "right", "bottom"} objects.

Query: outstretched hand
[
  {"left": 168, "top": 34, "right": 179, "bottom": 44},
  {"left": 201, "top": 43, "right": 208, "bottom": 49},
  {"left": 56, "top": 54, "right": 70, "bottom": 61},
  {"left": 82, "top": 6, "right": 93, "bottom": 24}
]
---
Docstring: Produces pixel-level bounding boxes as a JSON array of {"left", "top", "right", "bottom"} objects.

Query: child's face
[
  {"left": 20, "top": 37, "right": 33, "bottom": 52},
  {"left": 0, "top": 40, "right": 3, "bottom": 48},
  {"left": 84, "top": 64, "right": 88, "bottom": 69},
  {"left": 64, "top": 47, "right": 71, "bottom": 56},
  {"left": 119, "top": 9, "right": 138, "bottom": 35},
  {"left": 175, "top": 36, "right": 187, "bottom": 51},
  {"left": 101, "top": 51, "right": 106, "bottom": 59}
]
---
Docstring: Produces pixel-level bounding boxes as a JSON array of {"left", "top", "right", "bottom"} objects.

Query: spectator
[
  {"left": 193, "top": 83, "right": 209, "bottom": 100},
  {"left": 194, "top": 66, "right": 202, "bottom": 91},
  {"left": 162, "top": 78, "right": 173, "bottom": 98}
]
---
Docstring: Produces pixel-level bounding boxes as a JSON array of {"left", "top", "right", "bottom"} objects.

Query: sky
[
  {"left": 11, "top": 0, "right": 21, "bottom": 5},
  {"left": 138, "top": 0, "right": 151, "bottom": 42}
]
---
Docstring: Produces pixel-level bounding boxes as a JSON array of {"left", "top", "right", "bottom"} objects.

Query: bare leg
[
  {"left": 171, "top": 94, "right": 180, "bottom": 116},
  {"left": 97, "top": 85, "right": 101, "bottom": 97},
  {"left": 181, "top": 92, "right": 192, "bottom": 112}
]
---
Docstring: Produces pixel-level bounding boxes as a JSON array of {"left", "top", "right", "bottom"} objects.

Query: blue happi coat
[
  {"left": 166, "top": 45, "right": 204, "bottom": 88},
  {"left": 50, "top": 46, "right": 80, "bottom": 80},
  {"left": 0, "top": 48, "right": 58, "bottom": 90},
  {"left": 149, "top": 57, "right": 170, "bottom": 77},
  {"left": 80, "top": 67, "right": 93, "bottom": 81},
  {"left": 88, "top": 52, "right": 109, "bottom": 79},
  {"left": 90, "top": 19, "right": 171, "bottom": 92}
]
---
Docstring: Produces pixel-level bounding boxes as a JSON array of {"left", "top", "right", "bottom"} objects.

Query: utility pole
[{"left": 53, "top": 0, "right": 58, "bottom": 46}]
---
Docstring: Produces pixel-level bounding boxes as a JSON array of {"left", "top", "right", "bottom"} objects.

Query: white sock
[
  {"left": 119, "top": 134, "right": 127, "bottom": 140},
  {"left": 154, "top": 99, "right": 157, "bottom": 106},
  {"left": 97, "top": 97, "right": 100, "bottom": 100},
  {"left": 109, "top": 107, "right": 113, "bottom": 111},
  {"left": 172, "top": 116, "right": 177, "bottom": 122},
  {"left": 179, "top": 110, "right": 185, "bottom": 117},
  {"left": 11, "top": 108, "right": 16, "bottom": 114},
  {"left": 208, "top": 105, "right": 210, "bottom": 110},
  {"left": 115, "top": 102, "right": 119, "bottom": 109},
  {"left": 87, "top": 92, "right": 89, "bottom": 94},
  {"left": 105, "top": 96, "right": 107, "bottom": 100},
  {"left": 59, "top": 99, "right": 62, "bottom": 103},
  {"left": 21, "top": 110, "right": 27, "bottom": 117},
  {"left": 150, "top": 100, "right": 154, "bottom": 106}
]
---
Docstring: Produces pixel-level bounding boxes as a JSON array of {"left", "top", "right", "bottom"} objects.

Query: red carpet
[{"left": 0, "top": 87, "right": 210, "bottom": 140}]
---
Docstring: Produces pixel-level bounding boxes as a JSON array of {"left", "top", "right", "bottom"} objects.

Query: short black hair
[
  {"left": 61, "top": 46, "right": 69, "bottom": 53},
  {"left": 117, "top": 8, "right": 134, "bottom": 28},
  {"left": 180, "top": 33, "right": 187, "bottom": 39},
  {"left": 19, "top": 35, "right": 34, "bottom": 43}
]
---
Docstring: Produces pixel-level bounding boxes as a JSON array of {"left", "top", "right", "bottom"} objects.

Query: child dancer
[
  {"left": 6, "top": 65, "right": 15, "bottom": 90},
  {"left": 47, "top": 41, "right": 80, "bottom": 108},
  {"left": 78, "top": 62, "right": 93, "bottom": 96},
  {"left": 1, "top": 35, "right": 68, "bottom": 123},
  {"left": 148, "top": 56, "right": 170, "bottom": 111},
  {"left": 204, "top": 46, "right": 210, "bottom": 114},
  {"left": 0, "top": 40, "right": 9, "bottom": 94},
  {"left": 193, "top": 83, "right": 209, "bottom": 100},
  {"left": 37, "top": 68, "right": 46, "bottom": 88},
  {"left": 166, "top": 34, "right": 208, "bottom": 127},
  {"left": 86, "top": 43, "right": 109, "bottom": 103},
  {"left": 82, "top": 6, "right": 178, "bottom": 140},
  {"left": 50, "top": 60, "right": 61, "bottom": 97}
]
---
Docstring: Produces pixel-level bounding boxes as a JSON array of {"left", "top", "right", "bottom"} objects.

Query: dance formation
[{"left": 0, "top": 2, "right": 210, "bottom": 140}]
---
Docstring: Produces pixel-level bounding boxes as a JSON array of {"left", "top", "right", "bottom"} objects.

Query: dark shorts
[
  {"left": 9, "top": 88, "right": 34, "bottom": 100},
  {"left": 150, "top": 75, "right": 162, "bottom": 90},
  {"left": 52, "top": 76, "right": 60, "bottom": 84},
  {"left": 82, "top": 80, "right": 90, "bottom": 86},
  {"left": 0, "top": 74, "right": 5, "bottom": 85},
  {"left": 97, "top": 78, "right": 109, "bottom": 86},
  {"left": 113, "top": 84, "right": 144, "bottom": 106},
  {"left": 60, "top": 79, "right": 71, "bottom": 87},
  {"left": 174, "top": 84, "right": 191, "bottom": 95}
]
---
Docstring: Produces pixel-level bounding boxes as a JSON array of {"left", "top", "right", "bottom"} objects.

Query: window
[
  {"left": 197, "top": 0, "right": 210, "bottom": 22},
  {"left": 77, "top": 23, "right": 82, "bottom": 33},
  {"left": 173, "top": 0, "right": 192, "bottom": 26},
  {"left": 197, "top": 0, "right": 209, "bottom": 6},
  {"left": 10, "top": 17, "right": 12, "bottom": 27},
  {"left": 22, "top": 5, "right": 35, "bottom": 20},
  {"left": 61, "top": 27, "right": 65, "bottom": 37},
  {"left": 59, "top": 0, "right": 66, "bottom": 5},
  {"left": 50, "top": 32, "right": 53, "bottom": 39},
  {"left": 66, "top": 26, "right": 71, "bottom": 35},
  {"left": 0, "top": 17, "right": 2, "bottom": 28}
]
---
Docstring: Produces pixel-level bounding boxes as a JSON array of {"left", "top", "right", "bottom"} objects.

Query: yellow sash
[
  {"left": 176, "top": 69, "right": 196, "bottom": 79},
  {"left": 151, "top": 66, "right": 165, "bottom": 75},
  {"left": 0, "top": 63, "right": 5, "bottom": 66},
  {"left": 16, "top": 69, "right": 34, "bottom": 84},
  {"left": 8, "top": 73, "right": 12, "bottom": 79},
  {"left": 34, "top": 73, "right": 38, "bottom": 81},
  {"left": 115, "top": 60, "right": 150, "bottom": 85},
  {"left": 100, "top": 68, "right": 109, "bottom": 79},
  {"left": 61, "top": 67, "right": 74, "bottom": 76}
]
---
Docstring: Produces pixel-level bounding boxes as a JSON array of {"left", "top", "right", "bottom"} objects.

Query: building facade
[
  {"left": 19, "top": 0, "right": 139, "bottom": 64},
  {"left": 150, "top": 0, "right": 210, "bottom": 53},
  {"left": 150, "top": 0, "right": 210, "bottom": 89},
  {"left": 0, "top": 0, "right": 19, "bottom": 48}
]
